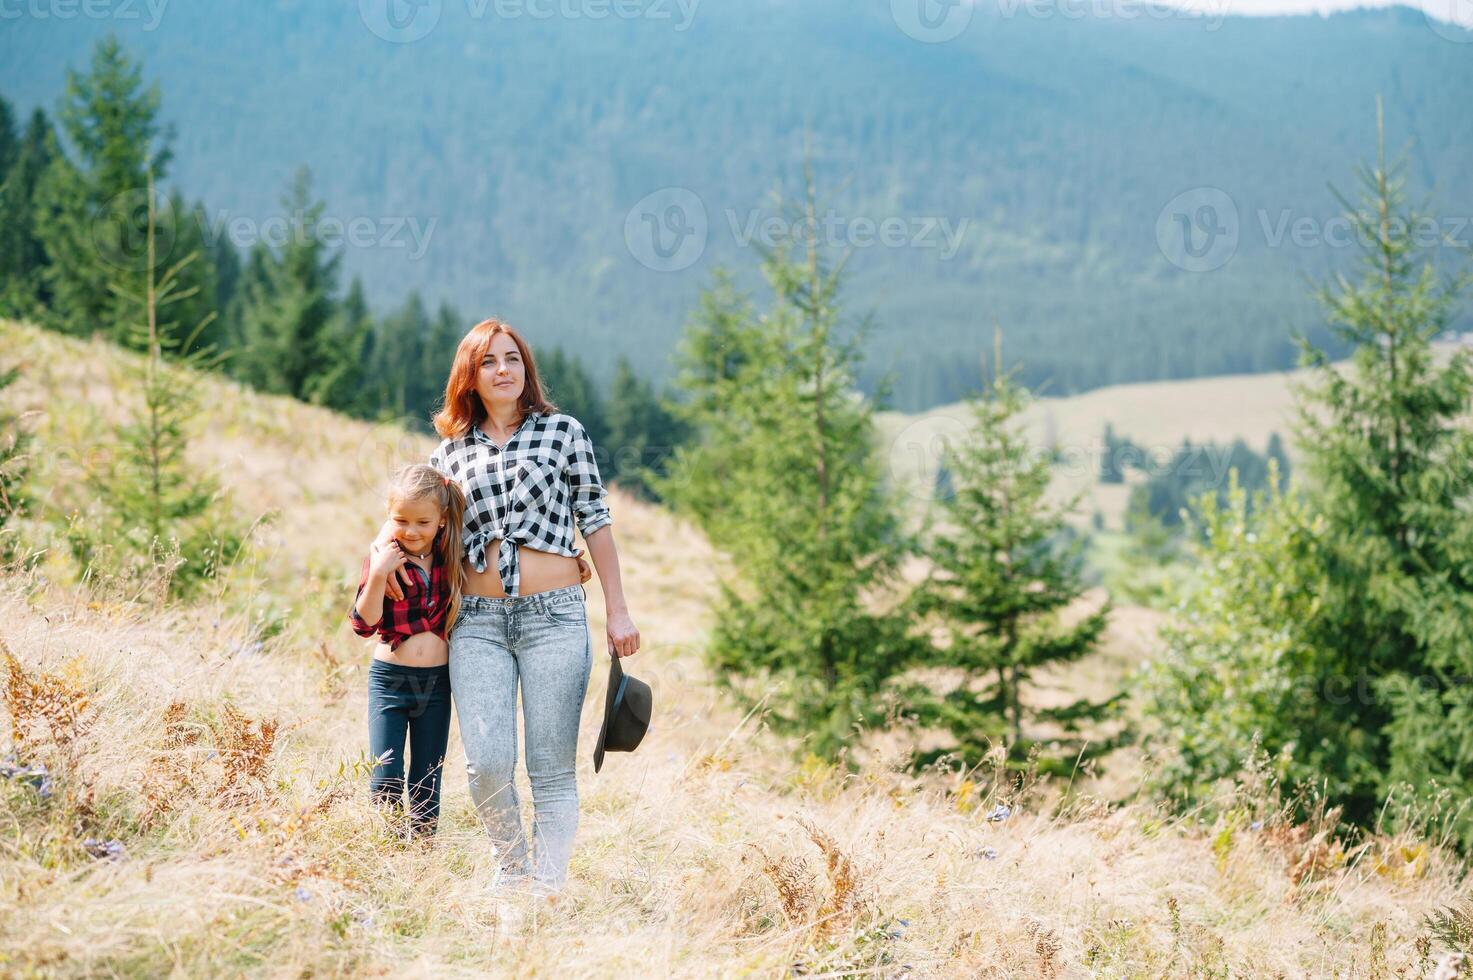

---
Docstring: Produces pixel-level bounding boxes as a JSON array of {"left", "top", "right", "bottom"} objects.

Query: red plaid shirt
[{"left": 348, "top": 549, "right": 450, "bottom": 651}]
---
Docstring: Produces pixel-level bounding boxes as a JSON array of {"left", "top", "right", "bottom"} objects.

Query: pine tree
[
  {"left": 1127, "top": 435, "right": 1287, "bottom": 531},
  {"left": 34, "top": 36, "right": 179, "bottom": 342},
  {"left": 64, "top": 172, "right": 244, "bottom": 599},
  {"left": 1099, "top": 423, "right": 1125, "bottom": 484},
  {"left": 1265, "top": 431, "right": 1290, "bottom": 483},
  {"left": 300, "top": 272, "right": 377, "bottom": 418},
  {"left": 603, "top": 355, "right": 687, "bottom": 500},
  {"left": 1288, "top": 103, "right": 1473, "bottom": 840},
  {"left": 324, "top": 275, "right": 376, "bottom": 418},
  {"left": 158, "top": 190, "right": 220, "bottom": 357},
  {"left": 655, "top": 268, "right": 758, "bottom": 530},
  {"left": 233, "top": 166, "right": 347, "bottom": 403},
  {"left": 657, "top": 157, "right": 919, "bottom": 760},
  {"left": 1109, "top": 493, "right": 1180, "bottom": 608},
  {"left": 405, "top": 297, "right": 452, "bottom": 423},
  {"left": 206, "top": 214, "right": 242, "bottom": 342},
  {"left": 1143, "top": 104, "right": 1473, "bottom": 848},
  {"left": 0, "top": 358, "right": 34, "bottom": 561},
  {"left": 539, "top": 346, "right": 608, "bottom": 448},
  {"left": 0, "top": 108, "right": 58, "bottom": 317},
  {"left": 421, "top": 302, "right": 464, "bottom": 421},
  {"left": 368, "top": 289, "right": 428, "bottom": 419},
  {"left": 904, "top": 344, "right": 1115, "bottom": 774},
  {"left": 1139, "top": 465, "right": 1336, "bottom": 808},
  {"left": 933, "top": 458, "right": 955, "bottom": 501},
  {"left": 0, "top": 97, "right": 15, "bottom": 173}
]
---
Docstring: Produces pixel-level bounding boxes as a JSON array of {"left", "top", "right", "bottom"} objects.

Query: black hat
[{"left": 594, "top": 654, "right": 651, "bottom": 773}]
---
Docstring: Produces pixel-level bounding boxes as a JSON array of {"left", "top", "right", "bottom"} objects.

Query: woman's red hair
[{"left": 433, "top": 318, "right": 557, "bottom": 439}]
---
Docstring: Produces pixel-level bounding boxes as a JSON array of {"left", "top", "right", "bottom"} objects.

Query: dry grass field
[{"left": 2, "top": 320, "right": 1470, "bottom": 978}]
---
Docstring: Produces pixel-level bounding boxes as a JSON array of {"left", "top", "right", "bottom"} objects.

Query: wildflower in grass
[
  {"left": 980, "top": 846, "right": 999, "bottom": 860},
  {"left": 82, "top": 838, "right": 125, "bottom": 860},
  {"left": 987, "top": 804, "right": 1011, "bottom": 822},
  {"left": 3, "top": 757, "right": 52, "bottom": 798}
]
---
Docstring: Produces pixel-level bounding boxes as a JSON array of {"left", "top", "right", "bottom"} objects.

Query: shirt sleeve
[
  {"left": 428, "top": 438, "right": 449, "bottom": 477},
  {"left": 347, "top": 556, "right": 378, "bottom": 637},
  {"left": 566, "top": 418, "right": 613, "bottom": 539}
]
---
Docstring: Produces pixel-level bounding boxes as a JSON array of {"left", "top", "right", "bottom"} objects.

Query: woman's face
[
  {"left": 388, "top": 495, "right": 443, "bottom": 556},
  {"left": 476, "top": 332, "right": 526, "bottom": 413}
]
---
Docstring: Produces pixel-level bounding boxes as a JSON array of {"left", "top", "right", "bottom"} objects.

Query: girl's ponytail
[{"left": 438, "top": 475, "right": 467, "bottom": 634}]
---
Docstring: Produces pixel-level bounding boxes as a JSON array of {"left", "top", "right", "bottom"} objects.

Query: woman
[{"left": 405, "top": 317, "right": 640, "bottom": 893}]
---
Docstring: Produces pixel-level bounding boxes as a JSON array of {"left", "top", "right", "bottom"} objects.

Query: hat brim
[{"left": 594, "top": 654, "right": 624, "bottom": 773}]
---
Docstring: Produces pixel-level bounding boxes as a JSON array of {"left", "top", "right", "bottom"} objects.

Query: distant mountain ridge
[{"left": 2, "top": 0, "right": 1468, "bottom": 408}]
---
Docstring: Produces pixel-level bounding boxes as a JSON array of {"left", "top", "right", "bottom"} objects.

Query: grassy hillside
[{"left": 2, "top": 320, "right": 1470, "bottom": 977}]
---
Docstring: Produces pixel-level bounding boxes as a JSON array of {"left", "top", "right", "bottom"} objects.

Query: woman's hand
[
  {"left": 374, "top": 519, "right": 417, "bottom": 600},
  {"left": 574, "top": 549, "right": 592, "bottom": 585},
  {"left": 606, "top": 608, "right": 640, "bottom": 659}
]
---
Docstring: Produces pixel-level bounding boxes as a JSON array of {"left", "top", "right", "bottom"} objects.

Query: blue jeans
[
  {"left": 449, "top": 583, "right": 592, "bottom": 890},
  {"left": 367, "top": 659, "right": 452, "bottom": 837}
]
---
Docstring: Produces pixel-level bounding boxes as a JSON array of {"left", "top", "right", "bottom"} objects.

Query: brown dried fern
[
  {"left": 210, "top": 703, "right": 279, "bottom": 804},
  {"left": 141, "top": 700, "right": 203, "bottom": 826},
  {"left": 2, "top": 637, "right": 93, "bottom": 754},
  {"left": 795, "top": 816, "right": 872, "bottom": 941}
]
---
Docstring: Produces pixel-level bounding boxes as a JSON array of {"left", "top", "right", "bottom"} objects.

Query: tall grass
[{"left": 2, "top": 319, "right": 1472, "bottom": 977}]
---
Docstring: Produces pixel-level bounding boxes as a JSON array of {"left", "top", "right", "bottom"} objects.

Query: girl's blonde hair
[{"left": 387, "top": 463, "right": 466, "bottom": 634}]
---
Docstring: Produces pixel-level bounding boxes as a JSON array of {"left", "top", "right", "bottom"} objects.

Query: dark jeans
[{"left": 368, "top": 658, "right": 452, "bottom": 837}]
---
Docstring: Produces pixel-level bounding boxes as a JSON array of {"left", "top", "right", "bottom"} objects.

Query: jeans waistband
[
  {"left": 461, "top": 582, "right": 586, "bottom": 615},
  {"left": 370, "top": 658, "right": 451, "bottom": 676}
]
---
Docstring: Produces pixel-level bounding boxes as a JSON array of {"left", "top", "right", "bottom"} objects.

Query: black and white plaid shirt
[{"left": 429, "top": 410, "right": 613, "bottom": 597}]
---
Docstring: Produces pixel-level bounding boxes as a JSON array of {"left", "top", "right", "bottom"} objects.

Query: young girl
[{"left": 348, "top": 464, "right": 466, "bottom": 839}]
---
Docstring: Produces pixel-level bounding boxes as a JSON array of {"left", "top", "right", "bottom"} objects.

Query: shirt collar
[{"left": 471, "top": 409, "right": 541, "bottom": 447}]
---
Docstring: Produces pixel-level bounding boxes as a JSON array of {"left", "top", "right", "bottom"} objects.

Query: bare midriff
[
  {"left": 462, "top": 540, "right": 582, "bottom": 598},
  {"left": 371, "top": 631, "right": 449, "bottom": 668},
  {"left": 371, "top": 551, "right": 449, "bottom": 668}
]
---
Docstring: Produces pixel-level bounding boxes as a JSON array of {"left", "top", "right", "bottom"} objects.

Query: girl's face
[
  {"left": 476, "top": 332, "right": 526, "bottom": 414},
  {"left": 388, "top": 495, "right": 444, "bottom": 556}
]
